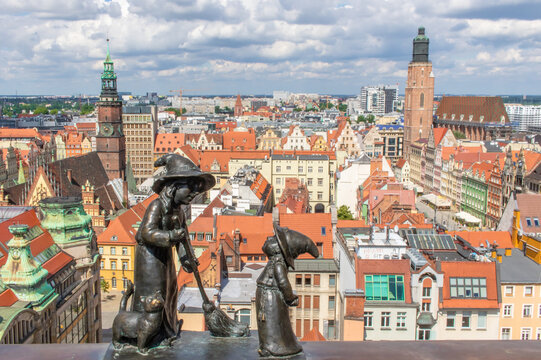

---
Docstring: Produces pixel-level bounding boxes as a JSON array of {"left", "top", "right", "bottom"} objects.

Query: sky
[{"left": 1, "top": 0, "right": 541, "bottom": 96}]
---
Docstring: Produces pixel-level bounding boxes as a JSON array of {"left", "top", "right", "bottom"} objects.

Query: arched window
[
  {"left": 420, "top": 93, "right": 425, "bottom": 108},
  {"left": 234, "top": 309, "right": 251, "bottom": 325},
  {"left": 111, "top": 277, "right": 117, "bottom": 288}
]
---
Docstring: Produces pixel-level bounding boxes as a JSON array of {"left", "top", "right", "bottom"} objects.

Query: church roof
[{"left": 436, "top": 96, "right": 509, "bottom": 124}]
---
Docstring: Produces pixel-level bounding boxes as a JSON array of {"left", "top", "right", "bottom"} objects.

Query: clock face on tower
[{"left": 101, "top": 123, "right": 114, "bottom": 136}]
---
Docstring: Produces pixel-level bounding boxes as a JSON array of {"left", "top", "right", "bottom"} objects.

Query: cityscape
[{"left": 0, "top": 1, "right": 541, "bottom": 358}]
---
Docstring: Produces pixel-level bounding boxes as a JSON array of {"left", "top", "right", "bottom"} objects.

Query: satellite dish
[{"left": 393, "top": 225, "right": 399, "bottom": 233}]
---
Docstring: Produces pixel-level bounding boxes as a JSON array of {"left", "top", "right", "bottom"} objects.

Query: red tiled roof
[
  {"left": 433, "top": 128, "right": 448, "bottom": 147},
  {"left": 301, "top": 327, "right": 327, "bottom": 341},
  {"left": 516, "top": 193, "right": 541, "bottom": 233},
  {"left": 154, "top": 133, "right": 186, "bottom": 154},
  {"left": 177, "top": 248, "right": 213, "bottom": 289},
  {"left": 97, "top": 195, "right": 157, "bottom": 245},
  {"left": 440, "top": 261, "right": 499, "bottom": 309},
  {"left": 278, "top": 213, "right": 333, "bottom": 259},
  {"left": 0, "top": 128, "right": 42, "bottom": 140},
  {"left": 355, "top": 259, "right": 412, "bottom": 303},
  {"left": 0, "top": 209, "right": 41, "bottom": 266},
  {"left": 395, "top": 158, "right": 407, "bottom": 169},
  {"left": 337, "top": 219, "right": 367, "bottom": 228},
  {"left": 436, "top": 96, "right": 509, "bottom": 124},
  {"left": 0, "top": 288, "right": 18, "bottom": 307},
  {"left": 223, "top": 129, "right": 256, "bottom": 150},
  {"left": 42, "top": 251, "right": 74, "bottom": 279},
  {"left": 467, "top": 161, "right": 494, "bottom": 181},
  {"left": 449, "top": 231, "right": 513, "bottom": 249},
  {"left": 216, "top": 213, "right": 274, "bottom": 255}
]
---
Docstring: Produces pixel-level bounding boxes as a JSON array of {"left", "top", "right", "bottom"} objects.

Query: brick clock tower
[
  {"left": 96, "top": 40, "right": 126, "bottom": 181},
  {"left": 404, "top": 27, "right": 434, "bottom": 160}
]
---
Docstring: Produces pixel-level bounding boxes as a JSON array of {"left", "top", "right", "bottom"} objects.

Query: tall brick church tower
[
  {"left": 96, "top": 40, "right": 126, "bottom": 181},
  {"left": 404, "top": 27, "right": 434, "bottom": 160}
]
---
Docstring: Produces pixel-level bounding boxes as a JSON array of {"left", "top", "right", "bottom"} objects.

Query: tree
[
  {"left": 34, "top": 106, "right": 49, "bottom": 115},
  {"left": 293, "top": 107, "right": 302, "bottom": 112},
  {"left": 357, "top": 115, "right": 366, "bottom": 123},
  {"left": 337, "top": 205, "right": 354, "bottom": 220},
  {"left": 164, "top": 107, "right": 181, "bottom": 117},
  {"left": 101, "top": 279, "right": 110, "bottom": 293},
  {"left": 366, "top": 114, "right": 375, "bottom": 123},
  {"left": 338, "top": 103, "right": 348, "bottom": 112},
  {"left": 50, "top": 109, "right": 58, "bottom": 115},
  {"left": 80, "top": 104, "right": 95, "bottom": 115},
  {"left": 453, "top": 130, "right": 466, "bottom": 139},
  {"left": 214, "top": 105, "right": 221, "bottom": 113}
]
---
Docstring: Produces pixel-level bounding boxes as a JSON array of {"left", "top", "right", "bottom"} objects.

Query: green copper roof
[
  {"left": 414, "top": 26, "right": 428, "bottom": 41},
  {"left": 105, "top": 38, "right": 112, "bottom": 63},
  {"left": 17, "top": 160, "right": 25, "bottom": 185},
  {"left": 0, "top": 225, "right": 53, "bottom": 302},
  {"left": 39, "top": 197, "right": 94, "bottom": 246}
]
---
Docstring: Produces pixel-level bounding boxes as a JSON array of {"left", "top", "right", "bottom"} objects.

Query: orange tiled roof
[
  {"left": 337, "top": 219, "right": 367, "bottom": 228},
  {"left": 177, "top": 248, "right": 213, "bottom": 289},
  {"left": 154, "top": 133, "right": 186, "bottom": 153},
  {"left": 0, "top": 288, "right": 18, "bottom": 307},
  {"left": 301, "top": 327, "right": 327, "bottom": 341},
  {"left": 223, "top": 129, "right": 256, "bottom": 150},
  {"left": 0, "top": 128, "right": 42, "bottom": 140},
  {"left": 216, "top": 213, "right": 274, "bottom": 255},
  {"left": 395, "top": 158, "right": 406, "bottom": 169},
  {"left": 278, "top": 213, "right": 333, "bottom": 259},
  {"left": 42, "top": 251, "right": 74, "bottom": 279},
  {"left": 440, "top": 261, "right": 499, "bottom": 309},
  {"left": 433, "top": 128, "right": 448, "bottom": 147},
  {"left": 449, "top": 231, "right": 513, "bottom": 249}
]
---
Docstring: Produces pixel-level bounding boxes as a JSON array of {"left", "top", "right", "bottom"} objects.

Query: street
[{"left": 415, "top": 199, "right": 463, "bottom": 232}]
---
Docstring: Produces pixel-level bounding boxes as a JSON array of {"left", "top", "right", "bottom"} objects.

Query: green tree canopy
[
  {"left": 453, "top": 130, "right": 466, "bottom": 139},
  {"left": 337, "top": 205, "right": 354, "bottom": 220}
]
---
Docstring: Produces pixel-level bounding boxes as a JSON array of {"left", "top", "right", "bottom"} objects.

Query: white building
[{"left": 505, "top": 104, "right": 541, "bottom": 132}]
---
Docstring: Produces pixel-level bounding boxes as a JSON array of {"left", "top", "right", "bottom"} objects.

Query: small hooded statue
[{"left": 256, "top": 224, "right": 319, "bottom": 358}]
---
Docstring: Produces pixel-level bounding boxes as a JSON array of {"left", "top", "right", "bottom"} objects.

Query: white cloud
[{"left": 0, "top": 0, "right": 540, "bottom": 94}]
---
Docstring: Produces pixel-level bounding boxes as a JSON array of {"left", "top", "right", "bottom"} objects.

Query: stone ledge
[{"left": 0, "top": 332, "right": 540, "bottom": 360}]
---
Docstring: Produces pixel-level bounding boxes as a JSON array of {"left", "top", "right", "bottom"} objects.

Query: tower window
[{"left": 420, "top": 93, "right": 424, "bottom": 108}]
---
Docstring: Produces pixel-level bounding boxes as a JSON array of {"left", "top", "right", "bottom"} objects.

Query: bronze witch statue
[
  {"left": 256, "top": 224, "right": 319, "bottom": 358},
  {"left": 112, "top": 154, "right": 248, "bottom": 354}
]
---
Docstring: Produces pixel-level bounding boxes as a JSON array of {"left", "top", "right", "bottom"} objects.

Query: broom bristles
[{"left": 203, "top": 303, "right": 250, "bottom": 337}]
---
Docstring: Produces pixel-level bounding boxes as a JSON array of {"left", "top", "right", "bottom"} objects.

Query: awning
[
  {"left": 454, "top": 211, "right": 481, "bottom": 224},
  {"left": 420, "top": 194, "right": 451, "bottom": 208},
  {"left": 417, "top": 312, "right": 436, "bottom": 327}
]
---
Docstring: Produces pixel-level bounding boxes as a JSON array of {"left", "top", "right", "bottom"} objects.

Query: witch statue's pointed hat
[
  {"left": 273, "top": 223, "right": 319, "bottom": 270},
  {"left": 152, "top": 154, "right": 216, "bottom": 194}
]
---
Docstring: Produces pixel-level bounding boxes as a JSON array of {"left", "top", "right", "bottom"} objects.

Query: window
[
  {"left": 523, "top": 305, "right": 532, "bottom": 318},
  {"left": 418, "top": 329, "right": 430, "bottom": 340},
  {"left": 422, "top": 302, "right": 431, "bottom": 311},
  {"left": 111, "top": 261, "right": 116, "bottom": 270},
  {"left": 318, "top": 166, "right": 323, "bottom": 173},
  {"left": 534, "top": 218, "right": 540, "bottom": 226},
  {"left": 396, "top": 312, "right": 406, "bottom": 328},
  {"left": 307, "top": 178, "right": 313, "bottom": 186},
  {"left": 328, "top": 296, "right": 335, "bottom": 310},
  {"left": 521, "top": 328, "right": 531, "bottom": 340},
  {"left": 422, "top": 287, "right": 431, "bottom": 297},
  {"left": 276, "top": 177, "right": 281, "bottom": 185},
  {"left": 537, "top": 328, "right": 541, "bottom": 340},
  {"left": 504, "top": 286, "right": 514, "bottom": 296},
  {"left": 449, "top": 277, "right": 487, "bottom": 298},
  {"left": 110, "top": 247, "right": 116, "bottom": 255},
  {"left": 329, "top": 275, "right": 336, "bottom": 287},
  {"left": 317, "top": 192, "right": 323, "bottom": 200},
  {"left": 381, "top": 312, "right": 391, "bottom": 328},
  {"left": 501, "top": 327, "right": 511, "bottom": 340},
  {"left": 298, "top": 166, "right": 303, "bottom": 172},
  {"left": 364, "top": 275, "right": 405, "bottom": 301},
  {"left": 98, "top": 247, "right": 103, "bottom": 255},
  {"left": 206, "top": 234, "right": 212, "bottom": 241},
  {"left": 122, "top": 261, "right": 128, "bottom": 271},
  {"left": 122, "top": 277, "right": 129, "bottom": 289},
  {"left": 327, "top": 320, "right": 335, "bottom": 339},
  {"left": 314, "top": 274, "right": 320, "bottom": 286},
  {"left": 321, "top": 227, "right": 326, "bottom": 236},
  {"left": 503, "top": 304, "right": 513, "bottom": 317},
  {"left": 420, "top": 93, "right": 425, "bottom": 108},
  {"left": 446, "top": 311, "right": 456, "bottom": 328},
  {"left": 304, "top": 275, "right": 311, "bottom": 286},
  {"left": 308, "top": 166, "right": 313, "bottom": 173},
  {"left": 122, "top": 247, "right": 128, "bottom": 255},
  {"left": 524, "top": 286, "right": 533, "bottom": 296},
  {"left": 234, "top": 309, "right": 251, "bottom": 325},
  {"left": 364, "top": 312, "right": 373, "bottom": 327},
  {"left": 276, "top": 166, "right": 281, "bottom": 172},
  {"left": 296, "top": 274, "right": 302, "bottom": 286},
  {"left": 111, "top": 277, "right": 117, "bottom": 288},
  {"left": 304, "top": 295, "right": 311, "bottom": 309},
  {"left": 318, "top": 178, "right": 323, "bottom": 186},
  {"left": 477, "top": 311, "right": 487, "bottom": 329},
  {"left": 462, "top": 311, "right": 471, "bottom": 328},
  {"left": 286, "top": 166, "right": 291, "bottom": 171},
  {"left": 226, "top": 256, "right": 233, "bottom": 264}
]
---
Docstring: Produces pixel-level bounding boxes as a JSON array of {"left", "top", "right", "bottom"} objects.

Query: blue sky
[{"left": 1, "top": 0, "right": 540, "bottom": 96}]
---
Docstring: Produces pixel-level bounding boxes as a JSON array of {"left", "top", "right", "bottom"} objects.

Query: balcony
[{"left": 0, "top": 332, "right": 539, "bottom": 359}]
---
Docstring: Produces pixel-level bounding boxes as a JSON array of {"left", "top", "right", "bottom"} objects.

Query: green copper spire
[
  {"left": 0, "top": 225, "right": 53, "bottom": 302},
  {"left": 17, "top": 160, "right": 25, "bottom": 185},
  {"left": 39, "top": 197, "right": 94, "bottom": 246},
  {"left": 100, "top": 38, "right": 118, "bottom": 98},
  {"left": 105, "top": 38, "right": 112, "bottom": 63}
]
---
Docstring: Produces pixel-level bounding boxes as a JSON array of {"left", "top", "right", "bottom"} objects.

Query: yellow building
[
  {"left": 499, "top": 249, "right": 541, "bottom": 340},
  {"left": 97, "top": 195, "right": 157, "bottom": 290},
  {"left": 257, "top": 128, "right": 282, "bottom": 150}
]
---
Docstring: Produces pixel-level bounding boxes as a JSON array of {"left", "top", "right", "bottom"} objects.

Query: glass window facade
[
  {"left": 449, "top": 277, "right": 487, "bottom": 298},
  {"left": 364, "top": 275, "right": 405, "bottom": 301}
]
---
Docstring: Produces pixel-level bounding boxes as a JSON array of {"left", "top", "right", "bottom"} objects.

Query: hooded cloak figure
[
  {"left": 256, "top": 224, "right": 319, "bottom": 357},
  {"left": 132, "top": 154, "right": 215, "bottom": 348}
]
